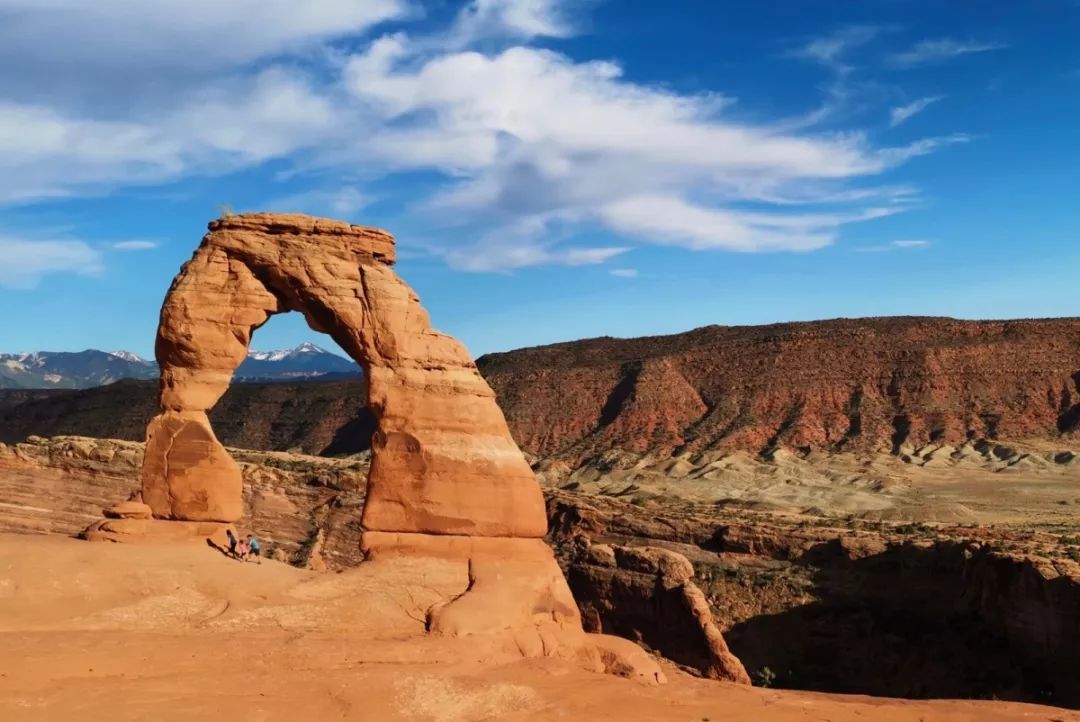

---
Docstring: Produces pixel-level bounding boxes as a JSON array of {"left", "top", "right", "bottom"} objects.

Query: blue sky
[{"left": 2, "top": 0, "right": 1078, "bottom": 358}]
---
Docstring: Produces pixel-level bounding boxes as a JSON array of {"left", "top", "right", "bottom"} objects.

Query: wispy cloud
[
  {"left": 889, "top": 95, "right": 943, "bottom": 127},
  {"left": 856, "top": 239, "right": 932, "bottom": 253},
  {"left": 889, "top": 39, "right": 1006, "bottom": 68},
  {"left": 0, "top": 1, "right": 969, "bottom": 272},
  {"left": 791, "top": 25, "right": 883, "bottom": 74},
  {"left": 445, "top": 243, "right": 628, "bottom": 272},
  {"left": 0, "top": 237, "right": 104, "bottom": 288},
  {"left": 111, "top": 240, "right": 158, "bottom": 251},
  {"left": 782, "top": 25, "right": 886, "bottom": 128},
  {"left": 447, "top": 0, "right": 576, "bottom": 47},
  {"left": 609, "top": 268, "right": 638, "bottom": 278}
]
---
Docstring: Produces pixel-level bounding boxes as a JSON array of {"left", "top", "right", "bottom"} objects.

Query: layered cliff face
[
  {"left": 3, "top": 317, "right": 1079, "bottom": 466},
  {"left": 478, "top": 317, "right": 1080, "bottom": 463}
]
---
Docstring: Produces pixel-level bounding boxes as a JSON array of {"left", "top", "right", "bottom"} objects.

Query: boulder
[{"left": 569, "top": 543, "right": 751, "bottom": 685}]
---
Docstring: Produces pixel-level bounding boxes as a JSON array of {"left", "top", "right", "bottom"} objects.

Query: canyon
[
  {"left": 3, "top": 434, "right": 1079, "bottom": 710},
  {"left": 3, "top": 216, "right": 1079, "bottom": 719}
]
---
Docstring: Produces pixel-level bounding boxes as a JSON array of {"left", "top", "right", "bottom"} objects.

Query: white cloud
[
  {"left": 0, "top": 237, "right": 104, "bottom": 288},
  {"left": 856, "top": 239, "right": 932, "bottom": 252},
  {"left": 0, "top": 67, "right": 341, "bottom": 202},
  {"left": 889, "top": 95, "right": 943, "bottom": 127},
  {"left": 448, "top": 0, "right": 574, "bottom": 46},
  {"left": 599, "top": 195, "right": 897, "bottom": 253},
  {"left": 609, "top": 268, "right": 638, "bottom": 278},
  {"left": 889, "top": 39, "right": 1005, "bottom": 68},
  {"left": 445, "top": 242, "right": 627, "bottom": 272},
  {"left": 336, "top": 39, "right": 951, "bottom": 261},
  {"left": 111, "top": 240, "right": 157, "bottom": 251},
  {"left": 0, "top": 2, "right": 970, "bottom": 271},
  {"left": 0, "top": 102, "right": 186, "bottom": 202},
  {"left": 0, "top": 0, "right": 408, "bottom": 75}
]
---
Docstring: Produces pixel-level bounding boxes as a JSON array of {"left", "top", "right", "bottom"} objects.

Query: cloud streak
[
  {"left": 889, "top": 38, "right": 1005, "bottom": 67},
  {"left": 889, "top": 95, "right": 943, "bottom": 127},
  {"left": 0, "top": 237, "right": 103, "bottom": 288},
  {"left": 111, "top": 240, "right": 158, "bottom": 251},
  {"left": 856, "top": 239, "right": 932, "bottom": 252}
]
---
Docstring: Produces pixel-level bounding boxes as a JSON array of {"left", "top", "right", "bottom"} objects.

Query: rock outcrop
[
  {"left": 547, "top": 489, "right": 1080, "bottom": 707},
  {"left": 569, "top": 542, "right": 750, "bottom": 684},
  {"left": 142, "top": 213, "right": 543, "bottom": 537},
  {"left": 85, "top": 212, "right": 660, "bottom": 681}
]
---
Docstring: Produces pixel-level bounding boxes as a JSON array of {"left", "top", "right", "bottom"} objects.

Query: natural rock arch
[
  {"left": 140, "top": 212, "right": 546, "bottom": 540},
  {"left": 88, "top": 212, "right": 667, "bottom": 682}
]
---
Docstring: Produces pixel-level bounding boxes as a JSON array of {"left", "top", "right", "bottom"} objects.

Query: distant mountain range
[{"left": 0, "top": 343, "right": 360, "bottom": 389}]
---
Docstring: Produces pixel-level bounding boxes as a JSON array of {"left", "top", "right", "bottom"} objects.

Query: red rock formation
[
  {"left": 569, "top": 542, "right": 751, "bottom": 684},
  {"left": 86, "top": 212, "right": 662, "bottom": 680},
  {"left": 479, "top": 317, "right": 1080, "bottom": 463},
  {"left": 142, "top": 212, "right": 543, "bottom": 537}
]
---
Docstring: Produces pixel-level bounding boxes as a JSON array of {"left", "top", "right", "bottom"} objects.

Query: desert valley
[
  {"left": 3, "top": 2, "right": 1079, "bottom": 720},
  {"left": 1, "top": 213, "right": 1078, "bottom": 722}
]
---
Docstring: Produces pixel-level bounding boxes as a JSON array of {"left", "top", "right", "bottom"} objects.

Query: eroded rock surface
[
  {"left": 478, "top": 317, "right": 1080, "bottom": 463},
  {"left": 568, "top": 542, "right": 750, "bottom": 684}
]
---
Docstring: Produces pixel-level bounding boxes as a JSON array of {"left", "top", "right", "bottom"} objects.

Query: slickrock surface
[
  {"left": 1, "top": 534, "right": 1077, "bottom": 722},
  {"left": 478, "top": 317, "right": 1080, "bottom": 463},
  {"left": 4, "top": 533, "right": 1075, "bottom": 716},
  {"left": 5, "top": 436, "right": 1080, "bottom": 707}
]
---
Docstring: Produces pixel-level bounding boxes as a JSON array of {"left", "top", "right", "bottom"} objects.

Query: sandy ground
[{"left": 0, "top": 534, "right": 1076, "bottom": 722}]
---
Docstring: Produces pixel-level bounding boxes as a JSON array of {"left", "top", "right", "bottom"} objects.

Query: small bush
[{"left": 754, "top": 666, "right": 777, "bottom": 688}]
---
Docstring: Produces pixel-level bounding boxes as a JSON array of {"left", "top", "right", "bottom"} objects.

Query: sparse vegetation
[{"left": 754, "top": 666, "right": 777, "bottom": 688}]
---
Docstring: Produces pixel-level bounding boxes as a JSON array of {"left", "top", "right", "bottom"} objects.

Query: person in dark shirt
[{"left": 225, "top": 528, "right": 239, "bottom": 558}]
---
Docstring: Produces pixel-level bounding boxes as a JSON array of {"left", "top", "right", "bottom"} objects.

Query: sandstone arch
[
  {"left": 88, "top": 212, "right": 664, "bottom": 681},
  {"left": 141, "top": 212, "right": 546, "bottom": 540}
]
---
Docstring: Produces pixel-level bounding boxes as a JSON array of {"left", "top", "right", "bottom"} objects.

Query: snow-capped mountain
[
  {"left": 0, "top": 350, "right": 157, "bottom": 389},
  {"left": 0, "top": 343, "right": 360, "bottom": 389},
  {"left": 246, "top": 342, "right": 326, "bottom": 362},
  {"left": 236, "top": 342, "right": 359, "bottom": 381},
  {"left": 108, "top": 351, "right": 149, "bottom": 364}
]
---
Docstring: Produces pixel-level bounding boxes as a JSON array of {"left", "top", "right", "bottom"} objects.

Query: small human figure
[
  {"left": 247, "top": 534, "right": 262, "bottom": 564},
  {"left": 226, "top": 528, "right": 239, "bottom": 558},
  {"left": 237, "top": 538, "right": 250, "bottom": 561}
]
